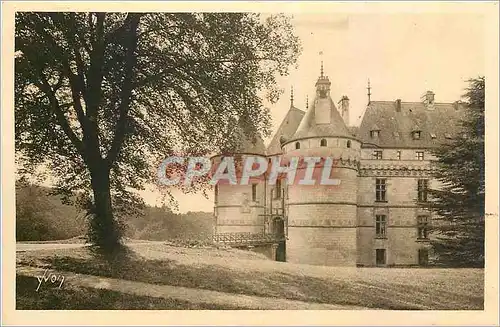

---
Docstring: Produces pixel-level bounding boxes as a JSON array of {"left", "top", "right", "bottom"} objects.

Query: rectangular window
[
  {"left": 396, "top": 151, "right": 401, "bottom": 160},
  {"left": 375, "top": 215, "right": 387, "bottom": 238},
  {"left": 214, "top": 184, "right": 218, "bottom": 204},
  {"left": 375, "top": 179, "right": 387, "bottom": 202},
  {"left": 416, "top": 151, "right": 424, "bottom": 160},
  {"left": 372, "top": 151, "right": 383, "bottom": 160},
  {"left": 252, "top": 184, "right": 257, "bottom": 202},
  {"left": 417, "top": 216, "right": 430, "bottom": 239},
  {"left": 417, "top": 179, "right": 428, "bottom": 202},
  {"left": 375, "top": 249, "right": 386, "bottom": 266},
  {"left": 275, "top": 178, "right": 282, "bottom": 199}
]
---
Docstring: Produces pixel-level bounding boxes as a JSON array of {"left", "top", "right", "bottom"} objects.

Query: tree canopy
[
  {"left": 428, "top": 77, "right": 485, "bottom": 267},
  {"left": 15, "top": 12, "right": 300, "bottom": 251}
]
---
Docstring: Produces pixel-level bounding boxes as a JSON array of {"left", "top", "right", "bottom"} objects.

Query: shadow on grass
[
  {"left": 30, "top": 254, "right": 461, "bottom": 310},
  {"left": 16, "top": 275, "right": 241, "bottom": 310},
  {"left": 16, "top": 249, "right": 483, "bottom": 310}
]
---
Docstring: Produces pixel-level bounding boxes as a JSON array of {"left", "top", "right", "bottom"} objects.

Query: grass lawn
[
  {"left": 16, "top": 275, "right": 239, "bottom": 310},
  {"left": 17, "top": 243, "right": 484, "bottom": 310}
]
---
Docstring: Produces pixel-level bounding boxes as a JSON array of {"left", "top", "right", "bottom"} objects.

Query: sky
[{"left": 144, "top": 12, "right": 486, "bottom": 213}]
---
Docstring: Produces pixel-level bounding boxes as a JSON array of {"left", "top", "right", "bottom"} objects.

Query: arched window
[
  {"left": 320, "top": 139, "right": 327, "bottom": 147},
  {"left": 347, "top": 140, "right": 351, "bottom": 148},
  {"left": 295, "top": 142, "right": 300, "bottom": 150}
]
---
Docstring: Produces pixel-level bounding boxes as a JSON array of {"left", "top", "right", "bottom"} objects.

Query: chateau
[{"left": 212, "top": 67, "right": 465, "bottom": 267}]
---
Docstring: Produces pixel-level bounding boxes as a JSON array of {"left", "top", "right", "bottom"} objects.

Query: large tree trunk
[{"left": 88, "top": 166, "right": 121, "bottom": 252}]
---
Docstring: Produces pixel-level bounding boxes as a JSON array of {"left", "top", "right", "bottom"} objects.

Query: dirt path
[{"left": 17, "top": 265, "right": 369, "bottom": 310}]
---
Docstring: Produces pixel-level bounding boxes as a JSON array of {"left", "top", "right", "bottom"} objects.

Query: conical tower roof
[
  {"left": 267, "top": 105, "right": 305, "bottom": 155},
  {"left": 290, "top": 70, "right": 351, "bottom": 141},
  {"left": 222, "top": 122, "right": 266, "bottom": 155}
]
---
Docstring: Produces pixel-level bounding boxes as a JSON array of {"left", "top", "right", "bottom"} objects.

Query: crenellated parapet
[{"left": 358, "top": 163, "right": 438, "bottom": 177}]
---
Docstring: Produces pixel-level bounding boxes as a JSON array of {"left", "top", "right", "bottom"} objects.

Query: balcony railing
[{"left": 213, "top": 232, "right": 285, "bottom": 246}]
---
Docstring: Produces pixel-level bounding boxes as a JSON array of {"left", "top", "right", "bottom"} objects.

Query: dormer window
[
  {"left": 370, "top": 130, "right": 380, "bottom": 138},
  {"left": 295, "top": 142, "right": 301, "bottom": 149},
  {"left": 320, "top": 139, "right": 327, "bottom": 147},
  {"left": 372, "top": 151, "right": 383, "bottom": 160},
  {"left": 430, "top": 133, "right": 436, "bottom": 139},
  {"left": 412, "top": 131, "right": 421, "bottom": 140}
]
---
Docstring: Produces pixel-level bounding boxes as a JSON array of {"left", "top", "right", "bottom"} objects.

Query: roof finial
[
  {"left": 319, "top": 51, "right": 324, "bottom": 77},
  {"left": 290, "top": 86, "right": 294, "bottom": 106},
  {"left": 367, "top": 78, "right": 372, "bottom": 104},
  {"left": 306, "top": 95, "right": 309, "bottom": 110}
]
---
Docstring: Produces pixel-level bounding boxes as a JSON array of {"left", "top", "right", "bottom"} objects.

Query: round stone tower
[
  {"left": 212, "top": 127, "right": 267, "bottom": 234},
  {"left": 281, "top": 69, "right": 361, "bottom": 266}
]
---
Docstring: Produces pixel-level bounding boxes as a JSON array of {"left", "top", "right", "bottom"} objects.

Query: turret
[
  {"left": 281, "top": 65, "right": 361, "bottom": 266},
  {"left": 212, "top": 123, "right": 266, "bottom": 234}
]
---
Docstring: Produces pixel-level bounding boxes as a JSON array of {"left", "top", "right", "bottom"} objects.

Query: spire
[
  {"left": 290, "top": 86, "right": 294, "bottom": 106},
  {"left": 315, "top": 51, "right": 331, "bottom": 97},
  {"left": 367, "top": 78, "right": 372, "bottom": 104},
  {"left": 319, "top": 51, "right": 324, "bottom": 77}
]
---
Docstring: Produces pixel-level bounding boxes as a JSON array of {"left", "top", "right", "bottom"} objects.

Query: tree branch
[
  {"left": 36, "top": 71, "right": 85, "bottom": 158},
  {"left": 24, "top": 17, "right": 89, "bottom": 130},
  {"left": 106, "top": 14, "right": 142, "bottom": 168}
]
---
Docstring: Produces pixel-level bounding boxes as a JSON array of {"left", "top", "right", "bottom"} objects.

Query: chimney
[
  {"left": 339, "top": 95, "right": 350, "bottom": 126},
  {"left": 422, "top": 91, "right": 434, "bottom": 105},
  {"left": 453, "top": 100, "right": 463, "bottom": 111},
  {"left": 395, "top": 99, "right": 402, "bottom": 112},
  {"left": 421, "top": 90, "right": 435, "bottom": 108}
]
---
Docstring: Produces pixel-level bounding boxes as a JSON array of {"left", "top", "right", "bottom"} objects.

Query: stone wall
[
  {"left": 356, "top": 158, "right": 434, "bottom": 266},
  {"left": 287, "top": 227, "right": 357, "bottom": 266},
  {"left": 214, "top": 183, "right": 265, "bottom": 234}
]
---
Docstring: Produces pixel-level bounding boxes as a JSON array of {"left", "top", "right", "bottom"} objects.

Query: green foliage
[
  {"left": 127, "top": 208, "right": 214, "bottom": 241},
  {"left": 16, "top": 181, "right": 86, "bottom": 241},
  {"left": 15, "top": 181, "right": 213, "bottom": 242},
  {"left": 428, "top": 77, "right": 485, "bottom": 267},
  {"left": 15, "top": 12, "right": 300, "bottom": 252}
]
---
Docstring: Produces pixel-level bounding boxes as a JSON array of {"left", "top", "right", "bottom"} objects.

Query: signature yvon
[{"left": 36, "top": 269, "right": 65, "bottom": 291}]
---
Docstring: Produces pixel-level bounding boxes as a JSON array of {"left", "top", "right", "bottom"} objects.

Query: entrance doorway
[
  {"left": 418, "top": 248, "right": 429, "bottom": 266},
  {"left": 375, "top": 249, "right": 386, "bottom": 266},
  {"left": 276, "top": 241, "right": 286, "bottom": 262},
  {"left": 272, "top": 217, "right": 285, "bottom": 237},
  {"left": 272, "top": 217, "right": 286, "bottom": 262}
]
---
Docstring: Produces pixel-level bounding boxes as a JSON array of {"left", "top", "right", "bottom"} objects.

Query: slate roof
[
  {"left": 348, "top": 126, "right": 360, "bottom": 137},
  {"left": 290, "top": 97, "right": 352, "bottom": 141},
  {"left": 237, "top": 130, "right": 266, "bottom": 154},
  {"left": 358, "top": 100, "right": 466, "bottom": 148},
  {"left": 266, "top": 106, "right": 305, "bottom": 155},
  {"left": 222, "top": 121, "right": 267, "bottom": 155}
]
